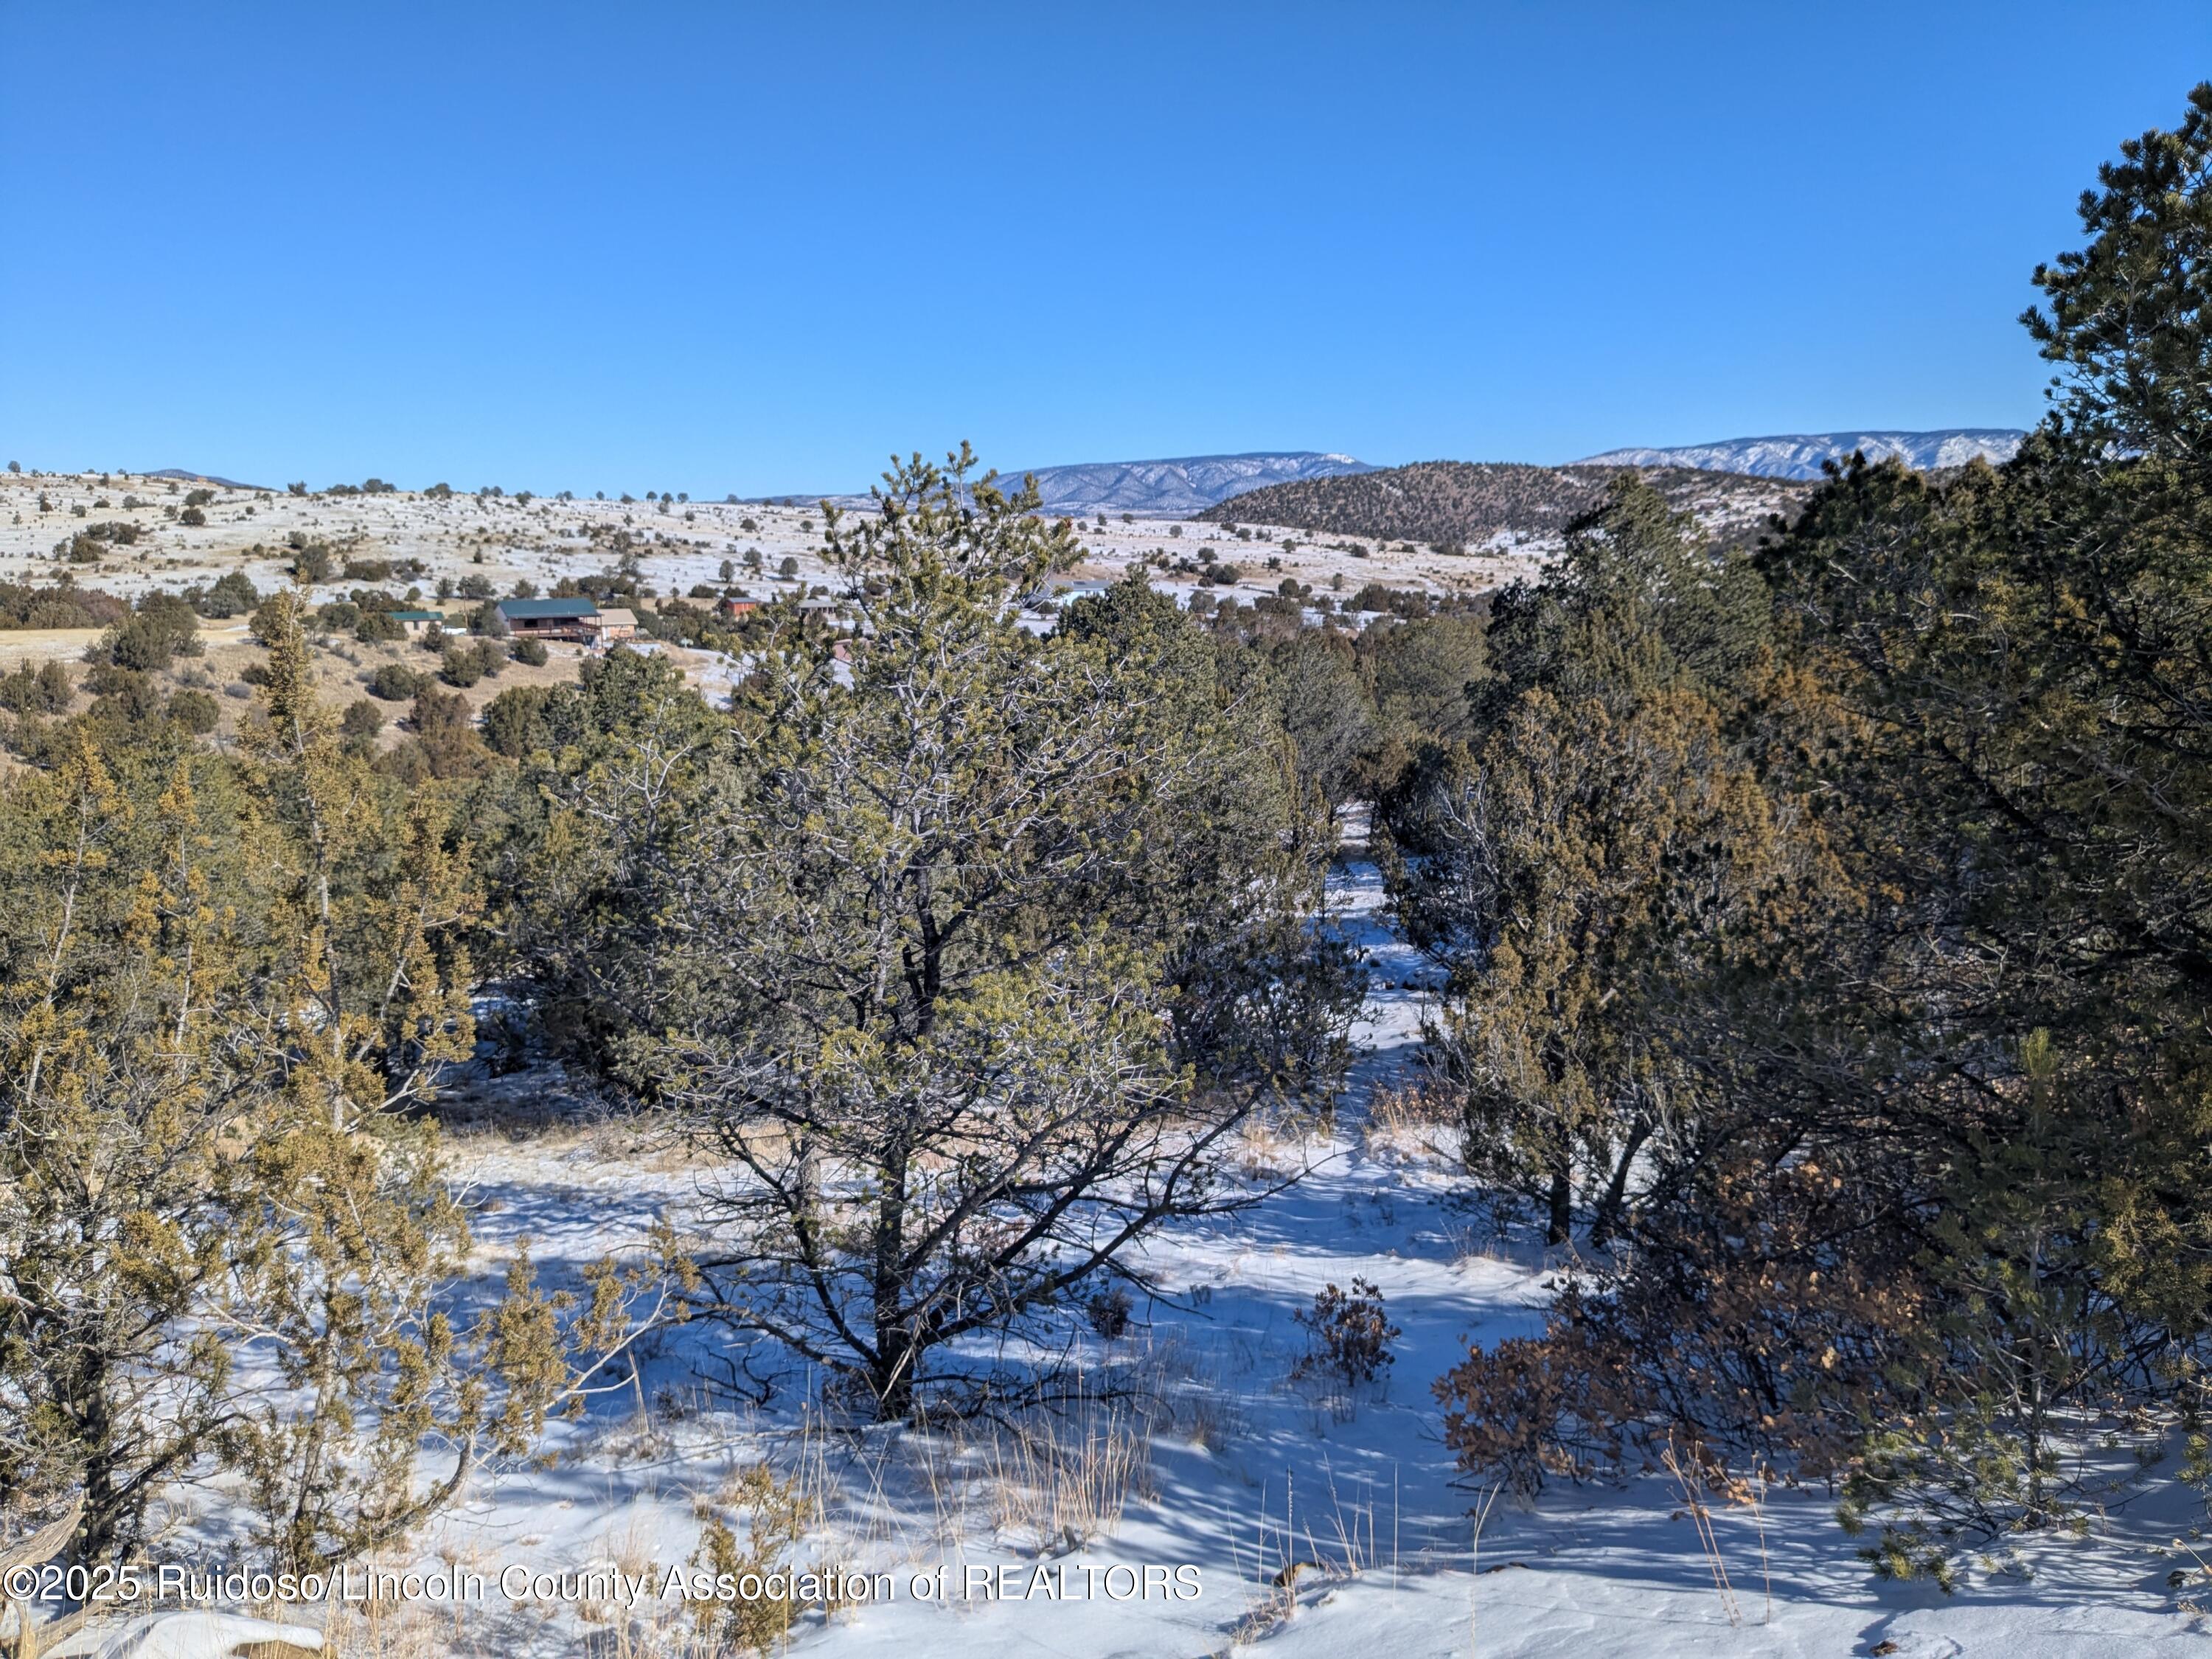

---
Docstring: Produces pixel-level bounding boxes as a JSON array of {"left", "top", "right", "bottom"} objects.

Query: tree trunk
[
  {"left": 1545, "top": 1155, "right": 1573, "bottom": 1247},
  {"left": 1587, "top": 1118, "right": 1655, "bottom": 1250},
  {"left": 74, "top": 1353, "right": 122, "bottom": 1567},
  {"left": 870, "top": 1145, "right": 915, "bottom": 1420}
]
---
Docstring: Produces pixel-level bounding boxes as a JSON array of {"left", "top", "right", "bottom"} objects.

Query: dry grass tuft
[
  {"left": 1361, "top": 1078, "right": 1464, "bottom": 1164},
  {"left": 980, "top": 1401, "right": 1155, "bottom": 1554}
]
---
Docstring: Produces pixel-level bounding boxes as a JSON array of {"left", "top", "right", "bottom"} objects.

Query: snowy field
[
  {"left": 38, "top": 864, "right": 2211, "bottom": 1659},
  {"left": 0, "top": 468, "right": 1535, "bottom": 633}
]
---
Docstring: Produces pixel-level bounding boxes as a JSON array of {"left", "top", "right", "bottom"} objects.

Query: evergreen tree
[
  {"left": 1, "top": 600, "right": 650, "bottom": 1567},
  {"left": 524, "top": 449, "right": 1356, "bottom": 1418},
  {"left": 0, "top": 737, "right": 272, "bottom": 1555},
  {"left": 1435, "top": 87, "right": 2212, "bottom": 1581},
  {"left": 1393, "top": 480, "right": 1835, "bottom": 1245},
  {"left": 2023, "top": 81, "right": 2212, "bottom": 461}
]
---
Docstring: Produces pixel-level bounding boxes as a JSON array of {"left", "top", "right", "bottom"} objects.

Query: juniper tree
[
  {"left": 1257, "top": 630, "right": 1376, "bottom": 835},
  {"left": 1411, "top": 685, "right": 1840, "bottom": 1245},
  {"left": 1360, "top": 611, "right": 1489, "bottom": 751},
  {"left": 1436, "top": 86, "right": 2212, "bottom": 1579},
  {"left": 1, "top": 598, "right": 652, "bottom": 1568},
  {"left": 1388, "top": 481, "right": 1828, "bottom": 1245},
  {"left": 1751, "top": 88, "right": 2212, "bottom": 1556},
  {"left": 219, "top": 591, "right": 657, "bottom": 1575},
  {"left": 0, "top": 737, "right": 273, "bottom": 1556}
]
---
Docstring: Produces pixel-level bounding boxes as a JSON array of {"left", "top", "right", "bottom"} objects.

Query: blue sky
[{"left": 3, "top": 2, "right": 2203, "bottom": 495}]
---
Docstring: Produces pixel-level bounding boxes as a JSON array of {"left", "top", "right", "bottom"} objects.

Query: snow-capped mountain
[
  {"left": 792, "top": 451, "right": 1374, "bottom": 518},
  {"left": 987, "top": 451, "right": 1376, "bottom": 518},
  {"left": 1577, "top": 428, "right": 2025, "bottom": 480}
]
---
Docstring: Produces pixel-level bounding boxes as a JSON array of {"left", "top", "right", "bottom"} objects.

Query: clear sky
[{"left": 4, "top": 2, "right": 2204, "bottom": 495}]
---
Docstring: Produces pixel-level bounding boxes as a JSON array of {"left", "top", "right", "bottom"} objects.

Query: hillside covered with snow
[{"left": 1578, "top": 428, "right": 2026, "bottom": 479}]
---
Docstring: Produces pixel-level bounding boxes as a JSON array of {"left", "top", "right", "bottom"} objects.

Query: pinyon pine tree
[{"left": 528, "top": 448, "right": 1357, "bottom": 1418}]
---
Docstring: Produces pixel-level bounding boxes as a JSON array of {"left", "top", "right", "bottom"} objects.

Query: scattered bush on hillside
[
  {"left": 94, "top": 596, "right": 201, "bottom": 672},
  {"left": 367, "top": 662, "right": 426, "bottom": 700},
  {"left": 354, "top": 609, "right": 405, "bottom": 644},
  {"left": 639, "top": 601, "right": 711, "bottom": 646},
  {"left": 86, "top": 666, "right": 164, "bottom": 723},
  {"left": 1349, "top": 582, "right": 1431, "bottom": 619},
  {"left": 0, "top": 580, "right": 128, "bottom": 630},
  {"left": 189, "top": 571, "right": 260, "bottom": 618},
  {"left": 407, "top": 684, "right": 486, "bottom": 778},
  {"left": 439, "top": 645, "right": 484, "bottom": 688},
  {"left": 0, "top": 660, "right": 72, "bottom": 715},
  {"left": 166, "top": 689, "right": 221, "bottom": 734},
  {"left": 339, "top": 698, "right": 386, "bottom": 751},
  {"left": 481, "top": 684, "right": 556, "bottom": 758}
]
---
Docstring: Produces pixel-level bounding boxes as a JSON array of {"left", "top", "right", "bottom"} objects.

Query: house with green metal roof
[{"left": 496, "top": 596, "right": 600, "bottom": 640}]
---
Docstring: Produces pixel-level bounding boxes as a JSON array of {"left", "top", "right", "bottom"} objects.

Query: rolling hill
[
  {"left": 1197, "top": 460, "right": 1805, "bottom": 549},
  {"left": 142, "top": 467, "right": 271, "bottom": 490}
]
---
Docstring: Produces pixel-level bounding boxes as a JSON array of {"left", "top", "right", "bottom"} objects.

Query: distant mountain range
[
  {"left": 994, "top": 451, "right": 1377, "bottom": 518},
  {"left": 1576, "top": 429, "right": 2025, "bottom": 480},
  {"left": 142, "top": 432, "right": 2025, "bottom": 521},
  {"left": 785, "top": 451, "right": 1377, "bottom": 518}
]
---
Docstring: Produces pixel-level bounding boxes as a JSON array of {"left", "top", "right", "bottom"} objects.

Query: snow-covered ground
[
  {"left": 41, "top": 864, "right": 2212, "bottom": 1658},
  {"left": 0, "top": 469, "right": 1532, "bottom": 632}
]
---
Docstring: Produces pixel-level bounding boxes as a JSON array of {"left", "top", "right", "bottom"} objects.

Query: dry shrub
[
  {"left": 1363, "top": 1077, "right": 1464, "bottom": 1162},
  {"left": 1292, "top": 1279, "right": 1399, "bottom": 1421},
  {"left": 1234, "top": 1110, "right": 1321, "bottom": 1182},
  {"left": 1436, "top": 1163, "right": 1927, "bottom": 1495}
]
